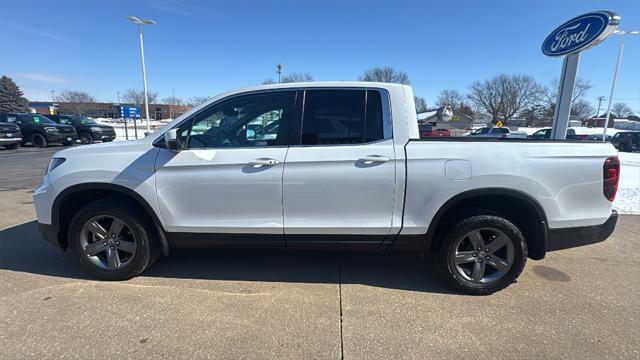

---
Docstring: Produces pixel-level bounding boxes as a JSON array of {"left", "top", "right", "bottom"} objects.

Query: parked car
[
  {"left": 49, "top": 115, "right": 116, "bottom": 144},
  {"left": 432, "top": 128, "right": 451, "bottom": 137},
  {"left": 34, "top": 82, "right": 619, "bottom": 295},
  {"left": 0, "top": 120, "right": 22, "bottom": 150},
  {"left": 611, "top": 131, "right": 640, "bottom": 152},
  {"left": 467, "top": 127, "right": 511, "bottom": 138},
  {"left": 418, "top": 124, "right": 433, "bottom": 138},
  {"left": 0, "top": 112, "right": 77, "bottom": 148},
  {"left": 419, "top": 125, "right": 450, "bottom": 138},
  {"left": 529, "top": 128, "right": 589, "bottom": 140}
]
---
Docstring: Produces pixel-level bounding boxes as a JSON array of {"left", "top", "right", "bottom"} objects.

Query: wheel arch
[
  {"left": 51, "top": 183, "right": 170, "bottom": 255},
  {"left": 426, "top": 188, "right": 548, "bottom": 260}
]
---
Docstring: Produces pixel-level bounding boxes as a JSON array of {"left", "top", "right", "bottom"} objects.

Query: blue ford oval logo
[{"left": 542, "top": 11, "right": 620, "bottom": 57}]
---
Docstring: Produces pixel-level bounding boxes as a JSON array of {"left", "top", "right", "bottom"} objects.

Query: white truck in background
[{"left": 34, "top": 82, "right": 619, "bottom": 294}]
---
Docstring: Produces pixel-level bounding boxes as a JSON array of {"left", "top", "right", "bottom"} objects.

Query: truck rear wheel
[
  {"left": 68, "top": 198, "right": 159, "bottom": 280},
  {"left": 436, "top": 215, "right": 527, "bottom": 295}
]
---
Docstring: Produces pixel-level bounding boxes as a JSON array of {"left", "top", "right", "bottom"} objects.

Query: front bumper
[
  {"left": 38, "top": 223, "right": 64, "bottom": 251},
  {"left": 91, "top": 132, "right": 116, "bottom": 141},
  {"left": 547, "top": 210, "right": 618, "bottom": 252},
  {"left": 45, "top": 132, "right": 78, "bottom": 143},
  {"left": 0, "top": 138, "right": 22, "bottom": 144}
]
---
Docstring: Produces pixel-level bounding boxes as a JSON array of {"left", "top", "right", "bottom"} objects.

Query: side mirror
[{"left": 164, "top": 128, "right": 182, "bottom": 151}]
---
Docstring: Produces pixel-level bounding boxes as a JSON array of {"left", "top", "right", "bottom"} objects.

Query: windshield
[
  {"left": 471, "top": 128, "right": 490, "bottom": 135},
  {"left": 77, "top": 117, "right": 97, "bottom": 125},
  {"left": 19, "top": 114, "right": 55, "bottom": 124}
]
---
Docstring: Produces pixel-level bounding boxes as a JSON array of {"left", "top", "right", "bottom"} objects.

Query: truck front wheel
[
  {"left": 68, "top": 198, "right": 159, "bottom": 280},
  {"left": 436, "top": 215, "right": 527, "bottom": 295}
]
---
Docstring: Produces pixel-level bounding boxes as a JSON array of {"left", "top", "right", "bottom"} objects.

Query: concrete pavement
[{"left": 0, "top": 188, "right": 638, "bottom": 359}]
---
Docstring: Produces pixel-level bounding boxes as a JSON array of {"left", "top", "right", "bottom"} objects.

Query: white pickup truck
[{"left": 34, "top": 82, "right": 620, "bottom": 294}]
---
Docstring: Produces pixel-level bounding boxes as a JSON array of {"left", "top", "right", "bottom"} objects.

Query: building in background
[{"left": 28, "top": 101, "right": 190, "bottom": 120}]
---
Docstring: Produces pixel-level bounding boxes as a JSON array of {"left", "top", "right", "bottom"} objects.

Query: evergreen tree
[{"left": 0, "top": 76, "right": 30, "bottom": 112}]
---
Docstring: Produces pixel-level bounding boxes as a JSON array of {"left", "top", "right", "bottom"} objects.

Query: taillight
[{"left": 603, "top": 157, "right": 620, "bottom": 202}]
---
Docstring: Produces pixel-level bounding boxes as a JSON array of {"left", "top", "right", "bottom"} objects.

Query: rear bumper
[
  {"left": 547, "top": 210, "right": 618, "bottom": 252},
  {"left": 0, "top": 138, "right": 22, "bottom": 144},
  {"left": 38, "top": 223, "right": 64, "bottom": 251}
]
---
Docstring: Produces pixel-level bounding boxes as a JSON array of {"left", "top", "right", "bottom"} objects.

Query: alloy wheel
[
  {"left": 450, "top": 227, "right": 515, "bottom": 285},
  {"left": 80, "top": 215, "right": 137, "bottom": 269}
]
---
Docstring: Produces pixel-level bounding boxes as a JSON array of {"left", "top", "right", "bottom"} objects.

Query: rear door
[{"left": 282, "top": 89, "right": 396, "bottom": 244}]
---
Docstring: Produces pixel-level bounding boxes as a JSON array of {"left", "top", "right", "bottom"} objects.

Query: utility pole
[
  {"left": 596, "top": 96, "right": 605, "bottom": 118},
  {"left": 51, "top": 90, "right": 56, "bottom": 103},
  {"left": 117, "top": 91, "right": 121, "bottom": 104}
]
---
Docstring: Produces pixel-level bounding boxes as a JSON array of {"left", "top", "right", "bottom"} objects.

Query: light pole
[
  {"left": 276, "top": 64, "right": 283, "bottom": 83},
  {"left": 602, "top": 29, "right": 639, "bottom": 141},
  {"left": 127, "top": 16, "right": 156, "bottom": 135}
]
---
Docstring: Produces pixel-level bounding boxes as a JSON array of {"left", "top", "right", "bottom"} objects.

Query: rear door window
[{"left": 300, "top": 89, "right": 389, "bottom": 145}]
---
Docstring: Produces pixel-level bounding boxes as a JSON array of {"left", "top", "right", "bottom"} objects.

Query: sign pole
[
  {"left": 550, "top": 53, "right": 580, "bottom": 139},
  {"left": 133, "top": 116, "right": 138, "bottom": 139},
  {"left": 124, "top": 118, "right": 129, "bottom": 140}
]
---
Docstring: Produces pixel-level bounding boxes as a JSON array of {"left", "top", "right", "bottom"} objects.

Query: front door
[{"left": 155, "top": 91, "right": 298, "bottom": 243}]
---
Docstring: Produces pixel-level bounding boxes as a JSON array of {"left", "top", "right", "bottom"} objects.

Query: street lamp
[
  {"left": 602, "top": 29, "right": 639, "bottom": 141},
  {"left": 276, "top": 64, "right": 283, "bottom": 83},
  {"left": 127, "top": 16, "right": 156, "bottom": 135}
]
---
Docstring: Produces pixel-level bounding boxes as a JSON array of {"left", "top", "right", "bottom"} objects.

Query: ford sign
[{"left": 542, "top": 11, "right": 620, "bottom": 57}]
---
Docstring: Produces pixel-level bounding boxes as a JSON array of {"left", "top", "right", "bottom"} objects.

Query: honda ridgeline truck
[{"left": 33, "top": 82, "right": 619, "bottom": 294}]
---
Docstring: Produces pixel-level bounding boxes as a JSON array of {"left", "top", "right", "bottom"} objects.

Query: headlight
[
  {"left": 44, "top": 127, "right": 59, "bottom": 132},
  {"left": 46, "top": 158, "right": 66, "bottom": 174},
  {"left": 90, "top": 127, "right": 103, "bottom": 132}
]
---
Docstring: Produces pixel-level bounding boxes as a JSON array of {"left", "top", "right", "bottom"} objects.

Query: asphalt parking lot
[{"left": 1, "top": 147, "right": 639, "bottom": 359}]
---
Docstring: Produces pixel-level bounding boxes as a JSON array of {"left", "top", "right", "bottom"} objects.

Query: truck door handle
[
  {"left": 248, "top": 158, "right": 280, "bottom": 167},
  {"left": 357, "top": 155, "right": 390, "bottom": 164}
]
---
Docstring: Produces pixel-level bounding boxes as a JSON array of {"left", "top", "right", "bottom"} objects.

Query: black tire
[
  {"left": 436, "top": 215, "right": 527, "bottom": 295},
  {"left": 31, "top": 133, "right": 48, "bottom": 148},
  {"left": 68, "top": 198, "right": 160, "bottom": 280},
  {"left": 79, "top": 132, "right": 93, "bottom": 144},
  {"left": 4, "top": 143, "right": 20, "bottom": 150}
]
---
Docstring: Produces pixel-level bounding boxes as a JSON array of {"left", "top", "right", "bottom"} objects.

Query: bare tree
[
  {"left": 611, "top": 102, "right": 634, "bottom": 118},
  {"left": 121, "top": 89, "right": 158, "bottom": 118},
  {"left": 436, "top": 89, "right": 466, "bottom": 107},
  {"left": 56, "top": 90, "right": 96, "bottom": 116},
  {"left": 282, "top": 72, "right": 313, "bottom": 83},
  {"left": 468, "top": 74, "right": 542, "bottom": 123},
  {"left": 263, "top": 72, "right": 314, "bottom": 84},
  {"left": 162, "top": 96, "right": 184, "bottom": 119},
  {"left": 541, "top": 78, "right": 593, "bottom": 119},
  {"left": 571, "top": 99, "right": 595, "bottom": 119},
  {"left": 414, "top": 96, "right": 428, "bottom": 113},
  {"left": 187, "top": 96, "right": 210, "bottom": 107},
  {"left": 359, "top": 66, "right": 410, "bottom": 84}
]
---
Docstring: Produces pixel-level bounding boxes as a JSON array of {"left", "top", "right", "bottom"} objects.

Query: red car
[
  {"left": 432, "top": 128, "right": 451, "bottom": 137},
  {"left": 419, "top": 124, "right": 450, "bottom": 137}
]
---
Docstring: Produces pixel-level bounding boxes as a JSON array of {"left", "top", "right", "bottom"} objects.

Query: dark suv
[
  {"left": 0, "top": 120, "right": 22, "bottom": 150},
  {"left": 611, "top": 131, "right": 640, "bottom": 152},
  {"left": 0, "top": 112, "right": 77, "bottom": 148},
  {"left": 49, "top": 114, "right": 116, "bottom": 144}
]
